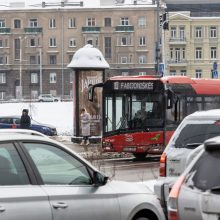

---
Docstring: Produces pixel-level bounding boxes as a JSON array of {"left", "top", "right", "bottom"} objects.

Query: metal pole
[
  {"left": 39, "top": 48, "right": 42, "bottom": 94},
  {"left": 61, "top": 12, "right": 64, "bottom": 99},
  {"left": 19, "top": 37, "right": 22, "bottom": 99},
  {"left": 156, "top": 0, "right": 160, "bottom": 75}
]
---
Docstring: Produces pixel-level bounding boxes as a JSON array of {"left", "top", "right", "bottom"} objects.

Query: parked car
[
  {"left": 38, "top": 94, "right": 61, "bottom": 102},
  {"left": 160, "top": 109, "right": 220, "bottom": 177},
  {"left": 0, "top": 116, "right": 57, "bottom": 136},
  {"left": 168, "top": 136, "right": 220, "bottom": 220},
  {"left": 0, "top": 130, "right": 166, "bottom": 220}
]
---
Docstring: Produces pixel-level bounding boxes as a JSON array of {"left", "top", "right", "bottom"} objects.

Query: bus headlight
[{"left": 102, "top": 141, "right": 113, "bottom": 150}]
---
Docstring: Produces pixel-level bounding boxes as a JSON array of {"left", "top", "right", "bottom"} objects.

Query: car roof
[
  {"left": 0, "top": 129, "right": 48, "bottom": 137},
  {"left": 185, "top": 109, "right": 220, "bottom": 121}
]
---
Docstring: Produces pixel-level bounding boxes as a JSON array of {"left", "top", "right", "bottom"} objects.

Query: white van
[{"left": 160, "top": 109, "right": 220, "bottom": 177}]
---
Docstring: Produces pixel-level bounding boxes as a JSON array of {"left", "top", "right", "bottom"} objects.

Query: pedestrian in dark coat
[{"left": 20, "top": 109, "right": 31, "bottom": 129}]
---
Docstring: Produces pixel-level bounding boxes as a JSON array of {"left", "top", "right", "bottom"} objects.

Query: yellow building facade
[{"left": 164, "top": 11, "right": 220, "bottom": 78}]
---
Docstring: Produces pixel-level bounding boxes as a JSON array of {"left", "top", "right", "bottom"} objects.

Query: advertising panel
[{"left": 78, "top": 70, "right": 103, "bottom": 136}]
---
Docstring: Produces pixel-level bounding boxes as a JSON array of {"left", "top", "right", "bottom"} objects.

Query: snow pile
[{"left": 0, "top": 102, "right": 73, "bottom": 135}]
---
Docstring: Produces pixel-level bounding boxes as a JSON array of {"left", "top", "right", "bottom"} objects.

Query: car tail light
[
  {"left": 168, "top": 175, "right": 185, "bottom": 220},
  {"left": 159, "top": 153, "right": 166, "bottom": 177}
]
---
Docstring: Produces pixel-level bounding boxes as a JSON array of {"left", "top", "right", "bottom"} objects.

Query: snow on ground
[{"left": 0, "top": 101, "right": 73, "bottom": 135}]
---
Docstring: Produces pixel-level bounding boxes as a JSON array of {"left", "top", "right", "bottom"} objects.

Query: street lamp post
[
  {"left": 39, "top": 48, "right": 42, "bottom": 94},
  {"left": 19, "top": 37, "right": 23, "bottom": 99}
]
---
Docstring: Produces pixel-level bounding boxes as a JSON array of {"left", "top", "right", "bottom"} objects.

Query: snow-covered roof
[
  {"left": 67, "top": 44, "right": 110, "bottom": 69},
  {"left": 0, "top": 0, "right": 154, "bottom": 10}
]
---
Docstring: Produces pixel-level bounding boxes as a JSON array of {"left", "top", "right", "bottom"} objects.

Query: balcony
[
  {"left": 167, "top": 59, "right": 188, "bottom": 67},
  {"left": 0, "top": 28, "right": 11, "bottom": 34},
  {"left": 81, "top": 26, "right": 101, "bottom": 33},
  {"left": 24, "top": 27, "right": 43, "bottom": 33},
  {"left": 115, "top": 25, "right": 134, "bottom": 32},
  {"left": 169, "top": 37, "right": 186, "bottom": 45}
]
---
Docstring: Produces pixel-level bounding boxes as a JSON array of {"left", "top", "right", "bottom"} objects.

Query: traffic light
[{"left": 160, "top": 12, "right": 169, "bottom": 30}]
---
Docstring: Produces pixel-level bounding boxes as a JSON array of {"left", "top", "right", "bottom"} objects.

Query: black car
[{"left": 0, "top": 116, "right": 57, "bottom": 136}]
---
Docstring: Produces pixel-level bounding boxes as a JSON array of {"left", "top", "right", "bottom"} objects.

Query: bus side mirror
[
  {"left": 167, "top": 90, "right": 173, "bottom": 109},
  {"left": 88, "top": 85, "right": 94, "bottom": 102}
]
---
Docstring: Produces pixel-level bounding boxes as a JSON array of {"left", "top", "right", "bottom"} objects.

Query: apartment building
[
  {"left": 164, "top": 10, "right": 220, "bottom": 78},
  {"left": 0, "top": 1, "right": 158, "bottom": 100}
]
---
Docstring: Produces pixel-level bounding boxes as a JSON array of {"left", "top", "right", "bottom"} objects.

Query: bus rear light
[
  {"left": 168, "top": 175, "right": 185, "bottom": 220},
  {"left": 159, "top": 153, "right": 166, "bottom": 177}
]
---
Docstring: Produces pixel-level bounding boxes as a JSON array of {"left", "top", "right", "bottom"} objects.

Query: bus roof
[{"left": 108, "top": 75, "right": 220, "bottom": 95}]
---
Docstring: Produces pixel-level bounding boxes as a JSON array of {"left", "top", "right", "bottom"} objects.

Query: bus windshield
[{"left": 104, "top": 92, "right": 164, "bottom": 134}]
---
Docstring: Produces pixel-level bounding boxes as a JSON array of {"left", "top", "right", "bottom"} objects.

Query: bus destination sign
[{"left": 113, "top": 81, "right": 154, "bottom": 91}]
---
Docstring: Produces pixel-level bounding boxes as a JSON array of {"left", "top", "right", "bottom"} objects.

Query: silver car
[
  {"left": 0, "top": 130, "right": 165, "bottom": 220},
  {"left": 168, "top": 136, "right": 220, "bottom": 220}
]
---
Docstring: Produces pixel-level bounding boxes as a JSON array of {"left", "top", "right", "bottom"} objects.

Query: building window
[
  {"left": 0, "top": 56, "right": 3, "bottom": 64},
  {"left": 69, "top": 38, "right": 76, "bottom": 47},
  {"left": 121, "top": 57, "right": 127, "bottom": 64},
  {"left": 211, "top": 47, "right": 217, "bottom": 59},
  {"left": 14, "top": 38, "right": 21, "bottom": 60},
  {"left": 0, "top": 40, "right": 3, "bottom": 48},
  {"left": 119, "top": 36, "right": 131, "bottom": 46},
  {"left": 210, "top": 26, "right": 217, "bottom": 38},
  {"left": 195, "top": 27, "right": 202, "bottom": 38},
  {"left": 49, "top": 18, "right": 56, "bottom": 28},
  {"left": 179, "top": 27, "right": 185, "bottom": 40},
  {"left": 69, "top": 18, "right": 76, "bottom": 28},
  {"left": 180, "top": 70, "right": 187, "bottom": 76},
  {"left": 87, "top": 18, "right": 96, "bottom": 26},
  {"left": 182, "top": 48, "right": 185, "bottom": 59},
  {"left": 171, "top": 27, "right": 177, "bottom": 39},
  {"left": 29, "top": 18, "right": 38, "bottom": 27},
  {"left": 31, "top": 73, "right": 38, "bottom": 84},
  {"left": 0, "top": 73, "right": 6, "bottom": 83},
  {"left": 170, "top": 70, "right": 176, "bottom": 76},
  {"left": 138, "top": 17, "right": 146, "bottom": 27},
  {"left": 122, "top": 72, "right": 129, "bottom": 76},
  {"left": 0, "top": 91, "right": 5, "bottom": 100},
  {"left": 14, "top": 19, "right": 21, "bottom": 28},
  {"left": 139, "top": 36, "right": 146, "bottom": 46},
  {"left": 104, "top": 18, "right": 111, "bottom": 27},
  {"left": 30, "top": 56, "right": 37, "bottom": 64},
  {"left": 31, "top": 90, "right": 38, "bottom": 99},
  {"left": 120, "top": 17, "right": 129, "bottom": 26},
  {"left": 170, "top": 48, "right": 173, "bottom": 60},
  {"left": 49, "top": 38, "right": 56, "bottom": 47},
  {"left": 139, "top": 55, "right": 146, "bottom": 64},
  {"left": 105, "top": 37, "right": 111, "bottom": 59},
  {"left": 49, "top": 55, "right": 57, "bottom": 64},
  {"left": 139, "top": 72, "right": 147, "bottom": 76},
  {"left": 30, "top": 38, "right": 36, "bottom": 47},
  {"left": 195, "top": 69, "right": 202, "bottom": 78},
  {"left": 0, "top": 20, "right": 5, "bottom": 28},
  {"left": 50, "top": 73, "right": 56, "bottom": 83},
  {"left": 175, "top": 48, "right": 181, "bottom": 62},
  {"left": 195, "top": 47, "right": 202, "bottom": 59}
]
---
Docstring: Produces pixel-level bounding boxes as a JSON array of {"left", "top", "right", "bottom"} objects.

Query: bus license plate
[{"left": 124, "top": 147, "right": 136, "bottom": 152}]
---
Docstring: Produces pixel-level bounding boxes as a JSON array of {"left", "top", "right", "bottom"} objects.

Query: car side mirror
[{"left": 93, "top": 171, "right": 108, "bottom": 186}]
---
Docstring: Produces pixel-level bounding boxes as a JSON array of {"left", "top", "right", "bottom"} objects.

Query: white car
[
  {"left": 160, "top": 109, "right": 220, "bottom": 177},
  {"left": 168, "top": 136, "right": 220, "bottom": 220},
  {"left": 38, "top": 94, "right": 60, "bottom": 102},
  {"left": 0, "top": 130, "right": 166, "bottom": 220}
]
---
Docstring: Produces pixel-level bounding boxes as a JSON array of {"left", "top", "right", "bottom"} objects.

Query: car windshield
[
  {"left": 173, "top": 123, "right": 220, "bottom": 148},
  {"left": 187, "top": 150, "right": 220, "bottom": 191}
]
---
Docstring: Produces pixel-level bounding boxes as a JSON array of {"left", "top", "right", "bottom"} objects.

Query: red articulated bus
[{"left": 89, "top": 75, "right": 220, "bottom": 159}]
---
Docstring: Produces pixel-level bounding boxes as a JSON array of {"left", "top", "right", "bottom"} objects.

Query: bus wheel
[{"left": 133, "top": 153, "right": 147, "bottom": 160}]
